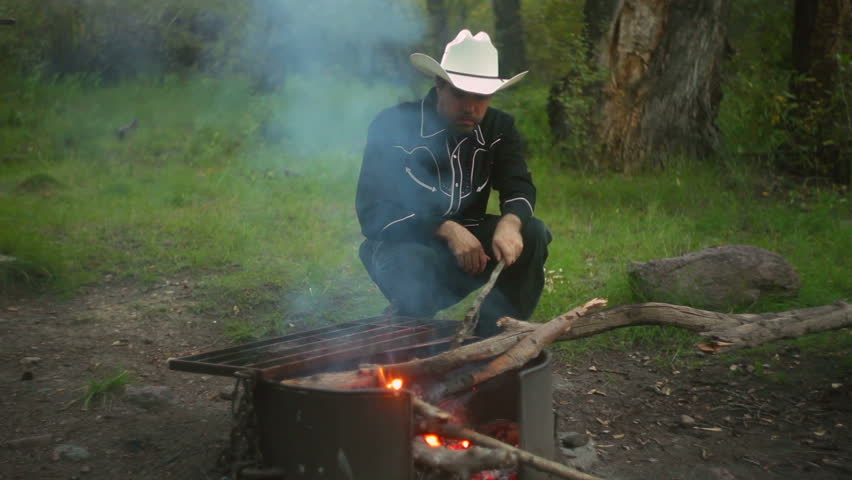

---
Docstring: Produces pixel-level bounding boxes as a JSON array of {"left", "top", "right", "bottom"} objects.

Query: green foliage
[
  {"left": 0, "top": 0, "right": 246, "bottom": 78},
  {"left": 1, "top": 73, "right": 849, "bottom": 352},
  {"left": 522, "top": 0, "right": 586, "bottom": 83},
  {"left": 79, "top": 369, "right": 131, "bottom": 410},
  {"left": 719, "top": 1, "right": 851, "bottom": 181}
]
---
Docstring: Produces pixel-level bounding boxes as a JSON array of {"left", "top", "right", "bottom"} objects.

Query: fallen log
[{"left": 499, "top": 301, "right": 851, "bottom": 353}]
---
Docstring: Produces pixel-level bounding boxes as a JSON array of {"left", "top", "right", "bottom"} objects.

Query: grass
[
  {"left": 1, "top": 73, "right": 849, "bottom": 354},
  {"left": 78, "top": 369, "right": 131, "bottom": 410}
]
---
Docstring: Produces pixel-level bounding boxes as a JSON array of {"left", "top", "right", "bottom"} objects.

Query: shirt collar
[
  {"left": 419, "top": 88, "right": 486, "bottom": 146},
  {"left": 419, "top": 88, "right": 446, "bottom": 138}
]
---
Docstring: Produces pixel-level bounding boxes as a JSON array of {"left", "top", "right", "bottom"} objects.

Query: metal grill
[{"left": 168, "top": 316, "right": 459, "bottom": 380}]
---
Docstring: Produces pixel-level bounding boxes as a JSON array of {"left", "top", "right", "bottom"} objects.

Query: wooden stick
[
  {"left": 439, "top": 298, "right": 608, "bottom": 397},
  {"left": 451, "top": 259, "right": 507, "bottom": 350},
  {"left": 412, "top": 396, "right": 451, "bottom": 423},
  {"left": 281, "top": 329, "right": 530, "bottom": 388},
  {"left": 433, "top": 423, "right": 605, "bottom": 480},
  {"left": 282, "top": 298, "right": 607, "bottom": 390}
]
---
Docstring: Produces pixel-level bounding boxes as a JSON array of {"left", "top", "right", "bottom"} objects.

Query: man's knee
[{"left": 520, "top": 217, "right": 551, "bottom": 261}]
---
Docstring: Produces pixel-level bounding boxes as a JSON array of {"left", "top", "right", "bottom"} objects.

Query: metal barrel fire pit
[{"left": 169, "top": 315, "right": 556, "bottom": 479}]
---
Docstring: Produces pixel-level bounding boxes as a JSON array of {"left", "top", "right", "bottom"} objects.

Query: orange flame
[
  {"left": 460, "top": 440, "right": 470, "bottom": 449},
  {"left": 386, "top": 378, "right": 403, "bottom": 390},
  {"left": 424, "top": 434, "right": 442, "bottom": 448}
]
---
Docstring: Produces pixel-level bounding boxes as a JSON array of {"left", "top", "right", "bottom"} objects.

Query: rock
[
  {"left": 123, "top": 385, "right": 175, "bottom": 411},
  {"left": 3, "top": 434, "right": 53, "bottom": 449},
  {"left": 21, "top": 371, "right": 34, "bottom": 381},
  {"left": 80, "top": 465, "right": 92, "bottom": 473},
  {"left": 560, "top": 438, "right": 598, "bottom": 471},
  {"left": 628, "top": 245, "right": 800, "bottom": 309},
  {"left": 218, "top": 387, "right": 235, "bottom": 401},
  {"left": 688, "top": 465, "right": 737, "bottom": 480},
  {"left": 680, "top": 414, "right": 696, "bottom": 426},
  {"left": 52, "top": 444, "right": 91, "bottom": 462},
  {"left": 19, "top": 356, "right": 41, "bottom": 366},
  {"left": 559, "top": 431, "right": 590, "bottom": 449}
]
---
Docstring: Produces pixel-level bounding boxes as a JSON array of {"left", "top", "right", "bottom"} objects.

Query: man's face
[{"left": 435, "top": 80, "right": 493, "bottom": 133}]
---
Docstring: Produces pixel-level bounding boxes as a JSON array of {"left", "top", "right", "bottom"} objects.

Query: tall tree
[
  {"left": 492, "top": 0, "right": 527, "bottom": 76},
  {"left": 549, "top": 0, "right": 730, "bottom": 172},
  {"left": 595, "top": 0, "right": 730, "bottom": 171},
  {"left": 788, "top": 0, "right": 851, "bottom": 183}
]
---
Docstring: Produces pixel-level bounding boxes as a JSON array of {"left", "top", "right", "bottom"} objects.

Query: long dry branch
[
  {"left": 281, "top": 329, "right": 530, "bottom": 388},
  {"left": 499, "top": 301, "right": 851, "bottom": 353},
  {"left": 435, "top": 298, "right": 607, "bottom": 398}
]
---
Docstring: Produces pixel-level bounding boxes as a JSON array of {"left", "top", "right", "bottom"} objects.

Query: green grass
[
  {"left": 1, "top": 73, "right": 849, "bottom": 352},
  {"left": 78, "top": 369, "right": 131, "bottom": 410}
]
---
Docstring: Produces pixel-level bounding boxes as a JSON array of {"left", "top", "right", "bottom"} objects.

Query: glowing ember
[
  {"left": 460, "top": 440, "right": 471, "bottom": 449},
  {"left": 386, "top": 378, "right": 403, "bottom": 390},
  {"left": 424, "top": 434, "right": 442, "bottom": 448}
]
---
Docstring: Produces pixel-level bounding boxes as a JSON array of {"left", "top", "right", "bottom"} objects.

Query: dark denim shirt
[{"left": 356, "top": 88, "right": 536, "bottom": 242}]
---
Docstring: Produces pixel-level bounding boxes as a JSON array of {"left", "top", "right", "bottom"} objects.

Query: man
[{"left": 356, "top": 29, "right": 551, "bottom": 337}]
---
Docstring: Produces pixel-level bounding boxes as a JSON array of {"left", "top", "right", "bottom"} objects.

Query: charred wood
[{"left": 412, "top": 441, "right": 516, "bottom": 477}]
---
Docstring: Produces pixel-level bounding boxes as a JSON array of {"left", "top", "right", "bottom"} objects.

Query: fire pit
[{"left": 169, "top": 315, "right": 556, "bottom": 479}]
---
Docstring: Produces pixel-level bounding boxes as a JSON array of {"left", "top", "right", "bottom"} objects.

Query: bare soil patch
[{"left": 1, "top": 280, "right": 850, "bottom": 479}]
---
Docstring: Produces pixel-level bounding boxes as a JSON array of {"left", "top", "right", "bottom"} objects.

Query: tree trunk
[
  {"left": 788, "top": 0, "right": 852, "bottom": 184},
  {"left": 491, "top": 0, "right": 528, "bottom": 76},
  {"left": 595, "top": 0, "right": 729, "bottom": 172},
  {"left": 425, "top": 0, "right": 449, "bottom": 54},
  {"left": 583, "top": 0, "right": 622, "bottom": 63},
  {"left": 548, "top": 0, "right": 622, "bottom": 150}
]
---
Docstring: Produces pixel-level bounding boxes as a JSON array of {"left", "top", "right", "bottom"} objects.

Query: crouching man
[{"left": 356, "top": 29, "right": 551, "bottom": 337}]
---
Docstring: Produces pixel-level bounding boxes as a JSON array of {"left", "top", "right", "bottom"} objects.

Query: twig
[{"left": 451, "top": 259, "right": 506, "bottom": 350}]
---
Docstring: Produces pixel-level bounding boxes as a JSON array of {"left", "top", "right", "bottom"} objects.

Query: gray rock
[
  {"left": 560, "top": 438, "right": 598, "bottom": 472},
  {"left": 559, "top": 431, "right": 590, "bottom": 448},
  {"left": 19, "top": 356, "right": 41, "bottom": 366},
  {"left": 686, "top": 465, "right": 738, "bottom": 480},
  {"left": 53, "top": 444, "right": 91, "bottom": 461},
  {"left": 3, "top": 434, "right": 53, "bottom": 449},
  {"left": 628, "top": 245, "right": 800, "bottom": 309},
  {"left": 680, "top": 414, "right": 696, "bottom": 426},
  {"left": 123, "top": 385, "right": 175, "bottom": 411}
]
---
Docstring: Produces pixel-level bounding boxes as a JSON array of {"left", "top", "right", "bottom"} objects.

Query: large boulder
[{"left": 628, "top": 245, "right": 800, "bottom": 310}]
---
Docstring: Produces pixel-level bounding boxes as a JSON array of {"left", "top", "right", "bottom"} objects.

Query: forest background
[{"left": 0, "top": 0, "right": 849, "bottom": 351}]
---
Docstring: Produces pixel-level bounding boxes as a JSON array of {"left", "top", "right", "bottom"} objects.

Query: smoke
[{"left": 244, "top": 0, "right": 428, "bottom": 153}]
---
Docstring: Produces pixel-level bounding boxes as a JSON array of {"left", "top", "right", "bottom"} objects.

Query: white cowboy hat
[{"left": 410, "top": 29, "right": 527, "bottom": 95}]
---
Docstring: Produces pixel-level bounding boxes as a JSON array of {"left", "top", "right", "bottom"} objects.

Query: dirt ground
[{"left": 1, "top": 279, "right": 850, "bottom": 480}]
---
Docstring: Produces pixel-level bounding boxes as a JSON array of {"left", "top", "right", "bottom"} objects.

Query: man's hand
[
  {"left": 436, "top": 220, "right": 490, "bottom": 275},
  {"left": 492, "top": 214, "right": 523, "bottom": 267}
]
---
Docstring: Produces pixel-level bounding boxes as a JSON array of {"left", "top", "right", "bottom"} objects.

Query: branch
[
  {"left": 451, "top": 259, "right": 506, "bottom": 349},
  {"left": 502, "top": 301, "right": 851, "bottom": 353},
  {"left": 438, "top": 298, "right": 607, "bottom": 397}
]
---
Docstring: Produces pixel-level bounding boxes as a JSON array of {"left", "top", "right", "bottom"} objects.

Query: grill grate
[{"left": 168, "top": 316, "right": 459, "bottom": 379}]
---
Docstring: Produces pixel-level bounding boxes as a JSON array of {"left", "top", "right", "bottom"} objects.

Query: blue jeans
[{"left": 359, "top": 215, "right": 551, "bottom": 337}]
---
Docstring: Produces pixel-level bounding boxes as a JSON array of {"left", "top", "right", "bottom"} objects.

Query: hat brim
[{"left": 410, "top": 53, "right": 527, "bottom": 95}]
